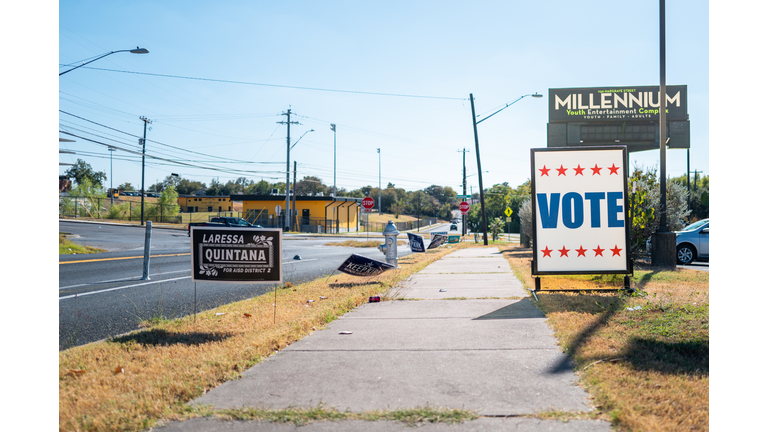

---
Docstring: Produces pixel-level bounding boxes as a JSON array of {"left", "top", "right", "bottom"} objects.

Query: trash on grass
[{"left": 625, "top": 306, "right": 643, "bottom": 311}]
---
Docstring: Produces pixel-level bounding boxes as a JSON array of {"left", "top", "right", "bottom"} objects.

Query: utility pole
[
  {"left": 458, "top": 148, "right": 469, "bottom": 236},
  {"left": 469, "top": 94, "right": 489, "bottom": 245},
  {"left": 139, "top": 116, "right": 152, "bottom": 226},
  {"left": 278, "top": 108, "right": 300, "bottom": 231}
]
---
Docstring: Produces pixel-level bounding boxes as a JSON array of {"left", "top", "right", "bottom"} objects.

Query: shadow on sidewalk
[{"left": 472, "top": 299, "right": 544, "bottom": 320}]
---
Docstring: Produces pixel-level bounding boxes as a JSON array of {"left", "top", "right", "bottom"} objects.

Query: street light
[
  {"left": 59, "top": 47, "right": 149, "bottom": 76},
  {"left": 470, "top": 92, "right": 542, "bottom": 245}
]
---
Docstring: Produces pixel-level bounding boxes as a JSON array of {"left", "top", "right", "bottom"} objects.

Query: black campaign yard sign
[{"left": 191, "top": 227, "right": 282, "bottom": 283}]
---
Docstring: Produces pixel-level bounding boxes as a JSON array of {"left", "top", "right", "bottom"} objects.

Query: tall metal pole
[
  {"left": 469, "top": 94, "right": 489, "bottom": 245},
  {"left": 292, "top": 160, "right": 298, "bottom": 231},
  {"left": 139, "top": 116, "right": 151, "bottom": 226},
  {"left": 377, "top": 148, "right": 381, "bottom": 216},
  {"left": 658, "top": 0, "right": 668, "bottom": 232},
  {"left": 331, "top": 124, "right": 337, "bottom": 197},
  {"left": 278, "top": 109, "right": 299, "bottom": 231},
  {"left": 458, "top": 148, "right": 469, "bottom": 236}
]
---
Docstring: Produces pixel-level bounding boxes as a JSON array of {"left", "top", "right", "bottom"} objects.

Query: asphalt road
[{"left": 59, "top": 220, "right": 433, "bottom": 350}]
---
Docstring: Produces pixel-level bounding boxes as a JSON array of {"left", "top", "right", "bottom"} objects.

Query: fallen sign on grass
[
  {"left": 427, "top": 233, "right": 447, "bottom": 250},
  {"left": 336, "top": 254, "right": 396, "bottom": 277}
]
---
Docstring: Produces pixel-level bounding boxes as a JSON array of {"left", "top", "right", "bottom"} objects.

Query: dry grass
[
  {"left": 501, "top": 247, "right": 709, "bottom": 431},
  {"left": 59, "top": 245, "right": 467, "bottom": 431}
]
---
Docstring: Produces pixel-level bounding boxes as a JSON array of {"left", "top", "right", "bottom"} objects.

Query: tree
[
  {"left": 117, "top": 182, "right": 135, "bottom": 192},
  {"left": 628, "top": 166, "right": 691, "bottom": 257},
  {"left": 518, "top": 198, "right": 532, "bottom": 247},
  {"left": 176, "top": 178, "right": 206, "bottom": 195},
  {"left": 245, "top": 179, "right": 273, "bottom": 195},
  {"left": 489, "top": 217, "right": 504, "bottom": 241},
  {"left": 146, "top": 184, "right": 180, "bottom": 222},
  {"left": 65, "top": 159, "right": 107, "bottom": 188},
  {"left": 295, "top": 176, "right": 327, "bottom": 196}
]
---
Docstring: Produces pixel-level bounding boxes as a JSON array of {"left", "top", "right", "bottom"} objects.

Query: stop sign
[
  {"left": 459, "top": 201, "right": 470, "bottom": 214},
  {"left": 362, "top": 196, "right": 375, "bottom": 211}
]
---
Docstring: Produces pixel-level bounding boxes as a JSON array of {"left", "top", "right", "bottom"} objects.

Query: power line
[{"left": 72, "top": 66, "right": 467, "bottom": 101}]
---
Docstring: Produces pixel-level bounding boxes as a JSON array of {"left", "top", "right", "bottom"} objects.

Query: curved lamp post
[
  {"left": 470, "top": 92, "right": 542, "bottom": 245},
  {"left": 60, "top": 47, "right": 149, "bottom": 76}
]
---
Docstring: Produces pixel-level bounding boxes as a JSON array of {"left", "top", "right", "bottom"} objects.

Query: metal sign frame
[
  {"left": 191, "top": 226, "right": 282, "bottom": 284},
  {"left": 530, "top": 146, "right": 633, "bottom": 292}
]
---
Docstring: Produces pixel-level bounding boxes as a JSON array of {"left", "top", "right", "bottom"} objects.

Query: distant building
[
  {"left": 178, "top": 195, "right": 232, "bottom": 213},
  {"left": 234, "top": 194, "right": 361, "bottom": 233}
]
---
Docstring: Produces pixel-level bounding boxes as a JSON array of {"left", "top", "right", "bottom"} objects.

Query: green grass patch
[
  {"left": 59, "top": 234, "right": 105, "bottom": 254},
  {"left": 205, "top": 406, "right": 478, "bottom": 426}
]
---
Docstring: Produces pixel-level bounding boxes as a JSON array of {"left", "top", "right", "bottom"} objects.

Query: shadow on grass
[
  {"left": 109, "top": 328, "right": 233, "bottom": 346},
  {"left": 328, "top": 281, "right": 383, "bottom": 289},
  {"left": 547, "top": 299, "right": 624, "bottom": 374},
  {"left": 622, "top": 337, "right": 709, "bottom": 376},
  {"left": 500, "top": 248, "right": 533, "bottom": 259}
]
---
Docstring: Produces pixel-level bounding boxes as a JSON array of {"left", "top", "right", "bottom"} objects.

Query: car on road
[
  {"left": 449, "top": 224, "right": 458, "bottom": 231},
  {"left": 675, "top": 218, "right": 709, "bottom": 265}
]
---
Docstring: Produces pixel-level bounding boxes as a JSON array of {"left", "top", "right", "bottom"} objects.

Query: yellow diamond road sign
[{"left": 504, "top": 207, "right": 513, "bottom": 217}]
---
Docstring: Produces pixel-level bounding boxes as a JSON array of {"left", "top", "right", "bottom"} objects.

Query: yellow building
[
  {"left": 235, "top": 195, "right": 362, "bottom": 233},
  {"left": 178, "top": 195, "right": 232, "bottom": 213}
]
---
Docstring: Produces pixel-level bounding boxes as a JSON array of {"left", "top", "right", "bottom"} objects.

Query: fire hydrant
[{"left": 378, "top": 220, "right": 400, "bottom": 267}]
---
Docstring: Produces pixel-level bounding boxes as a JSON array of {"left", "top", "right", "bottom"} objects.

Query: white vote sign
[{"left": 531, "top": 146, "right": 630, "bottom": 274}]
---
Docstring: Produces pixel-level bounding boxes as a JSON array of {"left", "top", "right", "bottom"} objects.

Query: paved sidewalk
[{"left": 155, "top": 247, "right": 611, "bottom": 431}]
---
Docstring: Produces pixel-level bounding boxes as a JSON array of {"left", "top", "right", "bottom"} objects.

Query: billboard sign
[
  {"left": 549, "top": 85, "right": 687, "bottom": 123},
  {"left": 530, "top": 146, "right": 631, "bottom": 275},
  {"left": 191, "top": 227, "right": 282, "bottom": 283}
]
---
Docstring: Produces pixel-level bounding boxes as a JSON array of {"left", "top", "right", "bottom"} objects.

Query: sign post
[
  {"left": 530, "top": 146, "right": 632, "bottom": 292},
  {"left": 362, "top": 197, "right": 374, "bottom": 240}
]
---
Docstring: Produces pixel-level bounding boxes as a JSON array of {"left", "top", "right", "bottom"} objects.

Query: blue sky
[{"left": 56, "top": 0, "right": 709, "bottom": 194}]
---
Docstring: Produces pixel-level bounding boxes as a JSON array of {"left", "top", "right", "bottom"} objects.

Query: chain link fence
[{"left": 59, "top": 196, "right": 183, "bottom": 224}]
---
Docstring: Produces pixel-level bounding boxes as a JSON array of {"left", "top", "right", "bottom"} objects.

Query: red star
[
  {"left": 611, "top": 245, "right": 623, "bottom": 256},
  {"left": 539, "top": 165, "right": 550, "bottom": 176},
  {"left": 593, "top": 245, "right": 605, "bottom": 257},
  {"left": 591, "top": 164, "right": 602, "bottom": 175},
  {"left": 541, "top": 246, "right": 553, "bottom": 257},
  {"left": 556, "top": 165, "right": 568, "bottom": 176},
  {"left": 576, "top": 246, "right": 587, "bottom": 257},
  {"left": 573, "top": 164, "right": 585, "bottom": 176},
  {"left": 608, "top": 163, "right": 620, "bottom": 175},
  {"left": 558, "top": 246, "right": 570, "bottom": 257}
]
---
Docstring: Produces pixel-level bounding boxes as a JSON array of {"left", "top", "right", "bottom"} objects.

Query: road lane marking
[
  {"left": 59, "top": 260, "right": 317, "bottom": 298},
  {"left": 283, "top": 259, "right": 317, "bottom": 264},
  {"left": 59, "top": 253, "right": 190, "bottom": 265},
  {"left": 59, "top": 269, "right": 192, "bottom": 290},
  {"left": 59, "top": 276, "right": 192, "bottom": 300}
]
